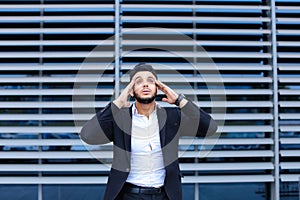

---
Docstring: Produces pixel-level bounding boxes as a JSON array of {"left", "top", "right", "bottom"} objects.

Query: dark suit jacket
[{"left": 80, "top": 100, "right": 217, "bottom": 200}]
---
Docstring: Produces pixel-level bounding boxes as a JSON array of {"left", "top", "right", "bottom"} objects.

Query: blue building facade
[{"left": 0, "top": 0, "right": 299, "bottom": 199}]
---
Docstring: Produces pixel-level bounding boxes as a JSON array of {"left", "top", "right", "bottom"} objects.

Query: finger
[
  {"left": 125, "top": 80, "right": 134, "bottom": 93},
  {"left": 127, "top": 80, "right": 134, "bottom": 89},
  {"left": 162, "top": 97, "right": 168, "bottom": 102},
  {"left": 155, "top": 80, "right": 162, "bottom": 89},
  {"left": 156, "top": 80, "right": 165, "bottom": 88},
  {"left": 160, "top": 82, "right": 177, "bottom": 97},
  {"left": 156, "top": 80, "right": 168, "bottom": 94}
]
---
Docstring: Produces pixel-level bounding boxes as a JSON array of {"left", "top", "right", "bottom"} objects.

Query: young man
[{"left": 79, "top": 63, "right": 218, "bottom": 200}]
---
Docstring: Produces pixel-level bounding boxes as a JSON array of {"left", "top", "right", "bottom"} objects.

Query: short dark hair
[{"left": 129, "top": 63, "right": 158, "bottom": 81}]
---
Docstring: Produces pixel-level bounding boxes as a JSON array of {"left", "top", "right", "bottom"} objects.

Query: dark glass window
[
  {"left": 0, "top": 185, "right": 38, "bottom": 200},
  {"left": 199, "top": 183, "right": 267, "bottom": 200},
  {"left": 43, "top": 184, "right": 106, "bottom": 200}
]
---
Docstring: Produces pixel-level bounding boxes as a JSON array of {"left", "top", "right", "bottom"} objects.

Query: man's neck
[{"left": 135, "top": 101, "right": 156, "bottom": 118}]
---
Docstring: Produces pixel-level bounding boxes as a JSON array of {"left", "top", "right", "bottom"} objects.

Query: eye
[
  {"left": 147, "top": 78, "right": 155, "bottom": 84},
  {"left": 135, "top": 78, "right": 143, "bottom": 85}
]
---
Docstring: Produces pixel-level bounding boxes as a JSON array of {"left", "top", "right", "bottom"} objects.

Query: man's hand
[
  {"left": 156, "top": 80, "right": 187, "bottom": 107},
  {"left": 113, "top": 80, "right": 134, "bottom": 109},
  {"left": 155, "top": 80, "right": 178, "bottom": 104}
]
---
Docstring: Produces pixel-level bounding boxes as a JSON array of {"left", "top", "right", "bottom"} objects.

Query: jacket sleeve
[
  {"left": 180, "top": 100, "right": 218, "bottom": 137},
  {"left": 79, "top": 102, "right": 121, "bottom": 145}
]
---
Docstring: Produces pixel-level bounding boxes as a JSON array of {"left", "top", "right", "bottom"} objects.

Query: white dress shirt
[{"left": 126, "top": 104, "right": 166, "bottom": 188}]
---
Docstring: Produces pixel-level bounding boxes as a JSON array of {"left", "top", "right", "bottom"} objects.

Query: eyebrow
[{"left": 134, "top": 76, "right": 155, "bottom": 81}]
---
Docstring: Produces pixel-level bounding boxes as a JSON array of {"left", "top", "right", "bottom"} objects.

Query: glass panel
[
  {"left": 43, "top": 184, "right": 106, "bottom": 200},
  {"left": 280, "top": 182, "right": 299, "bottom": 200},
  {"left": 199, "top": 183, "right": 267, "bottom": 200},
  {"left": 0, "top": 185, "right": 38, "bottom": 200},
  {"left": 182, "top": 184, "right": 194, "bottom": 200}
]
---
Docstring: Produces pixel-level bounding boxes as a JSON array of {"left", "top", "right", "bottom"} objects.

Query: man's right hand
[{"left": 113, "top": 80, "right": 134, "bottom": 108}]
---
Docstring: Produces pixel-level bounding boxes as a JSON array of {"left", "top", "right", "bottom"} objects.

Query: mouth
[{"left": 142, "top": 89, "right": 151, "bottom": 95}]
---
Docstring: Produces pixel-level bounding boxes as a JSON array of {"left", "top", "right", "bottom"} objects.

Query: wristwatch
[{"left": 174, "top": 94, "right": 185, "bottom": 106}]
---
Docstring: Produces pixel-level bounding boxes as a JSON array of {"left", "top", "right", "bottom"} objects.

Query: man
[{"left": 79, "top": 63, "right": 218, "bottom": 200}]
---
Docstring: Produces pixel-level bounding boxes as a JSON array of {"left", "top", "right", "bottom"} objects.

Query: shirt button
[{"left": 125, "top": 168, "right": 130, "bottom": 172}]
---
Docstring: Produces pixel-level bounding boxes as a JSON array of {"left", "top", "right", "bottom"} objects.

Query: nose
[{"left": 142, "top": 80, "right": 149, "bottom": 87}]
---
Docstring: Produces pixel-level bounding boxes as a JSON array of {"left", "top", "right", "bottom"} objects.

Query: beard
[{"left": 133, "top": 91, "right": 156, "bottom": 104}]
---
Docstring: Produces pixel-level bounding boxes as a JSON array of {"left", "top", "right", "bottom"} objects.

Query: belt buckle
[
  {"left": 140, "top": 187, "right": 162, "bottom": 194},
  {"left": 156, "top": 187, "right": 161, "bottom": 193}
]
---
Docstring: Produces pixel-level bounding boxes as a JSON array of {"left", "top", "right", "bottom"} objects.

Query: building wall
[{"left": 0, "top": 0, "right": 299, "bottom": 199}]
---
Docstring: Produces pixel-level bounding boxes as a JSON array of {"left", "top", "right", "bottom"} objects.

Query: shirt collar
[{"left": 132, "top": 102, "right": 158, "bottom": 117}]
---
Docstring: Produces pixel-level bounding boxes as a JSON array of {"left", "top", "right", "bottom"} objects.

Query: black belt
[{"left": 124, "top": 183, "right": 164, "bottom": 195}]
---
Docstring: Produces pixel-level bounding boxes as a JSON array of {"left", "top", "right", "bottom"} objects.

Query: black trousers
[
  {"left": 119, "top": 183, "right": 169, "bottom": 200},
  {"left": 121, "top": 192, "right": 169, "bottom": 200}
]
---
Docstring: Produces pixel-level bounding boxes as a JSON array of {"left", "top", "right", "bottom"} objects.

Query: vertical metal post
[
  {"left": 270, "top": 0, "right": 280, "bottom": 199},
  {"left": 38, "top": 1, "right": 44, "bottom": 200},
  {"left": 192, "top": 1, "right": 199, "bottom": 199},
  {"left": 114, "top": 0, "right": 121, "bottom": 98}
]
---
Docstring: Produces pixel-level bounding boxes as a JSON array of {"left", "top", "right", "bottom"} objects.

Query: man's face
[{"left": 131, "top": 71, "right": 157, "bottom": 104}]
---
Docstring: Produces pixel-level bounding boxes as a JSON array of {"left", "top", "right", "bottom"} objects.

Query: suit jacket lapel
[
  {"left": 157, "top": 105, "right": 167, "bottom": 147},
  {"left": 125, "top": 106, "right": 133, "bottom": 152},
  {"left": 115, "top": 106, "right": 132, "bottom": 153}
]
